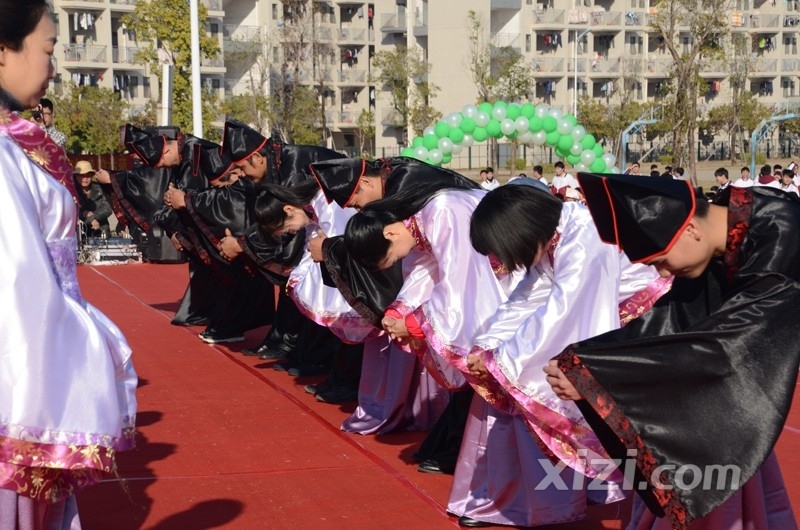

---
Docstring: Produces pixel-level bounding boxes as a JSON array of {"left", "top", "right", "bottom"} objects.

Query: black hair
[
  {"left": 554, "top": 161, "right": 565, "bottom": 169},
  {"left": 0, "top": 1, "right": 50, "bottom": 111},
  {"left": 253, "top": 179, "right": 319, "bottom": 236},
  {"left": 40, "top": 97, "right": 54, "bottom": 111},
  {"left": 533, "top": 165, "right": 543, "bottom": 175},
  {"left": 782, "top": 169, "right": 794, "bottom": 179},
  {"left": 485, "top": 167, "right": 494, "bottom": 173},
  {"left": 760, "top": 164, "right": 772, "bottom": 176},
  {"left": 470, "top": 185, "right": 562, "bottom": 273},
  {"left": 741, "top": 166, "right": 750, "bottom": 173},
  {"left": 714, "top": 167, "right": 728, "bottom": 179},
  {"left": 343, "top": 209, "right": 398, "bottom": 269}
]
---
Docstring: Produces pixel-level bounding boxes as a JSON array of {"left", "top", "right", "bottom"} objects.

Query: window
[
  {"left": 526, "top": 34, "right": 532, "bottom": 52},
  {"left": 143, "top": 77, "right": 151, "bottom": 99}
]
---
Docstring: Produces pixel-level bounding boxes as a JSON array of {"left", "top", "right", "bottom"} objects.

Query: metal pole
[
  {"left": 189, "top": 0, "right": 203, "bottom": 137},
  {"left": 574, "top": 29, "right": 591, "bottom": 119}
]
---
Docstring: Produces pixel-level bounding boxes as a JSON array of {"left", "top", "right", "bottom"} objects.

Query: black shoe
[
  {"left": 272, "top": 362, "right": 292, "bottom": 372},
  {"left": 287, "top": 364, "right": 329, "bottom": 377},
  {"left": 198, "top": 330, "right": 245, "bottom": 344},
  {"left": 315, "top": 387, "right": 358, "bottom": 403},
  {"left": 257, "top": 346, "right": 291, "bottom": 361},
  {"left": 304, "top": 381, "right": 333, "bottom": 395},
  {"left": 457, "top": 516, "right": 492, "bottom": 528},
  {"left": 242, "top": 343, "right": 275, "bottom": 357},
  {"left": 417, "top": 460, "right": 445, "bottom": 474}
]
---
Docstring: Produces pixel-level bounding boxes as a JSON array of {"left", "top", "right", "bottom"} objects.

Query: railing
[
  {"left": 751, "top": 58, "right": 779, "bottom": 72},
  {"left": 589, "top": 57, "right": 622, "bottom": 73},
  {"left": 109, "top": 0, "right": 138, "bottom": 5},
  {"left": 531, "top": 57, "right": 566, "bottom": 73},
  {"left": 111, "top": 46, "right": 141, "bottom": 64},
  {"left": 750, "top": 14, "right": 781, "bottom": 28},
  {"left": 492, "top": 33, "right": 520, "bottom": 49},
  {"left": 64, "top": 44, "right": 107, "bottom": 63},
  {"left": 782, "top": 58, "right": 800, "bottom": 72},
  {"left": 533, "top": 9, "right": 565, "bottom": 25},
  {"left": 380, "top": 14, "right": 407, "bottom": 32},
  {"left": 646, "top": 58, "right": 673, "bottom": 74},
  {"left": 567, "top": 57, "right": 589, "bottom": 73},
  {"left": 590, "top": 11, "right": 622, "bottom": 26},
  {"left": 339, "top": 110, "right": 357, "bottom": 124},
  {"left": 381, "top": 108, "right": 403, "bottom": 127},
  {"left": 339, "top": 27, "right": 367, "bottom": 42},
  {"left": 339, "top": 69, "right": 366, "bottom": 83},
  {"left": 201, "top": 57, "right": 225, "bottom": 68},
  {"left": 201, "top": 0, "right": 223, "bottom": 11},
  {"left": 224, "top": 25, "right": 261, "bottom": 42}
]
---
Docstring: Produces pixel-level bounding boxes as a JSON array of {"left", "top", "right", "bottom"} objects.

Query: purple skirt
[{"left": 0, "top": 488, "right": 81, "bottom": 530}]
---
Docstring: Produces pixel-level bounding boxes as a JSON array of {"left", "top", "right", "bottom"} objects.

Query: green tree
[
  {"left": 357, "top": 108, "right": 375, "bottom": 157},
  {"left": 371, "top": 47, "right": 440, "bottom": 144},
  {"left": 704, "top": 93, "right": 771, "bottom": 163},
  {"left": 121, "top": 0, "right": 220, "bottom": 137},
  {"left": 53, "top": 84, "right": 129, "bottom": 154},
  {"left": 650, "top": 0, "right": 731, "bottom": 183},
  {"left": 577, "top": 96, "right": 653, "bottom": 162}
]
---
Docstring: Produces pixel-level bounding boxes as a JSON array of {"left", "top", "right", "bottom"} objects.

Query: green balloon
[
  {"left": 460, "top": 117, "right": 476, "bottom": 134},
  {"left": 423, "top": 134, "right": 439, "bottom": 150},
  {"left": 520, "top": 103, "right": 536, "bottom": 119},
  {"left": 542, "top": 116, "right": 558, "bottom": 133},
  {"left": 529, "top": 117, "right": 544, "bottom": 133},
  {"left": 506, "top": 104, "right": 521, "bottom": 120},
  {"left": 434, "top": 121, "right": 451, "bottom": 138},
  {"left": 442, "top": 153, "right": 453, "bottom": 164},
  {"left": 592, "top": 144, "right": 604, "bottom": 157},
  {"left": 412, "top": 136, "right": 424, "bottom": 148},
  {"left": 507, "top": 131, "right": 518, "bottom": 140},
  {"left": 449, "top": 127, "right": 465, "bottom": 144},
  {"left": 472, "top": 127, "right": 488, "bottom": 142},
  {"left": 566, "top": 154, "right": 581, "bottom": 165},
  {"left": 580, "top": 134, "right": 596, "bottom": 150},
  {"left": 486, "top": 120, "right": 503, "bottom": 138},
  {"left": 545, "top": 130, "right": 561, "bottom": 147},
  {"left": 493, "top": 100, "right": 507, "bottom": 109},
  {"left": 590, "top": 159, "right": 607, "bottom": 172},
  {"left": 401, "top": 147, "right": 415, "bottom": 157},
  {"left": 555, "top": 146, "right": 570, "bottom": 158},
  {"left": 564, "top": 114, "right": 578, "bottom": 127},
  {"left": 478, "top": 102, "right": 493, "bottom": 114},
  {"left": 557, "top": 135, "right": 574, "bottom": 152}
]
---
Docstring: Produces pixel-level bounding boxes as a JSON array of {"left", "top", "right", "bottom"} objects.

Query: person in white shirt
[
  {"left": 779, "top": 169, "right": 800, "bottom": 196},
  {"left": 756, "top": 164, "right": 780, "bottom": 188},
  {"left": 713, "top": 167, "right": 730, "bottom": 193},
  {"left": 532, "top": 165, "right": 548, "bottom": 187},
  {"left": 731, "top": 166, "right": 754, "bottom": 188},
  {"left": 551, "top": 161, "right": 580, "bottom": 195},
  {"left": 480, "top": 166, "right": 500, "bottom": 191}
]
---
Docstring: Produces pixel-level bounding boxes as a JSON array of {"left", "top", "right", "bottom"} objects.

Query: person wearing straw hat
[{"left": 73, "top": 159, "right": 112, "bottom": 238}]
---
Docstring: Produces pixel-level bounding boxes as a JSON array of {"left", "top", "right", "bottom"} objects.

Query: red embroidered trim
[{"left": 723, "top": 187, "right": 752, "bottom": 284}]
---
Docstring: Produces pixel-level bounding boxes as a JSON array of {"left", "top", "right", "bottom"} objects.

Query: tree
[
  {"left": 121, "top": 0, "right": 220, "bottom": 137},
  {"left": 53, "top": 84, "right": 129, "bottom": 154},
  {"left": 356, "top": 109, "right": 375, "bottom": 157},
  {"left": 650, "top": 0, "right": 732, "bottom": 184},
  {"left": 704, "top": 93, "right": 771, "bottom": 163},
  {"left": 371, "top": 47, "right": 440, "bottom": 144},
  {"left": 577, "top": 96, "right": 653, "bottom": 162},
  {"left": 219, "top": 32, "right": 272, "bottom": 134}
]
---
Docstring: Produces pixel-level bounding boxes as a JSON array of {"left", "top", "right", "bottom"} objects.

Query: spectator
[
  {"left": 480, "top": 166, "right": 500, "bottom": 191},
  {"left": 73, "top": 160, "right": 112, "bottom": 238},
  {"left": 779, "top": 169, "right": 799, "bottom": 196},
  {"left": 650, "top": 163, "right": 659, "bottom": 173},
  {"left": 673, "top": 167, "right": 685, "bottom": 180},
  {"left": 506, "top": 172, "right": 527, "bottom": 183},
  {"left": 551, "top": 161, "right": 580, "bottom": 198},
  {"left": 626, "top": 161, "right": 641, "bottom": 175},
  {"left": 732, "top": 166, "right": 754, "bottom": 187},
  {"left": 757, "top": 164, "right": 779, "bottom": 188},
  {"left": 532, "top": 165, "right": 548, "bottom": 186},
  {"left": 36, "top": 97, "right": 66, "bottom": 148},
  {"left": 713, "top": 167, "right": 730, "bottom": 191}
]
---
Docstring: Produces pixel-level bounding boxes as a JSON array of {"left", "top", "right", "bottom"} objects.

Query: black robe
[{"left": 557, "top": 187, "right": 800, "bottom": 527}]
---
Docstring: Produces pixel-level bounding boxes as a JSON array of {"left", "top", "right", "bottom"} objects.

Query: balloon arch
[{"left": 401, "top": 101, "right": 618, "bottom": 173}]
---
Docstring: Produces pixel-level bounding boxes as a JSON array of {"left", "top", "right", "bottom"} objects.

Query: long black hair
[
  {"left": 253, "top": 179, "right": 319, "bottom": 236},
  {"left": 470, "top": 185, "right": 563, "bottom": 273}
]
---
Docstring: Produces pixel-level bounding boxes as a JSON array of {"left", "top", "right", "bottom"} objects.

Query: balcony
[
  {"left": 111, "top": 46, "right": 142, "bottom": 64},
  {"left": 64, "top": 44, "right": 107, "bottom": 64},
  {"left": 339, "top": 69, "right": 367, "bottom": 84},
  {"left": 590, "top": 11, "right": 622, "bottom": 27},
  {"left": 698, "top": 59, "right": 727, "bottom": 75},
  {"left": 750, "top": 14, "right": 781, "bottom": 29},
  {"left": 531, "top": 57, "right": 566, "bottom": 73},
  {"left": 645, "top": 58, "right": 673, "bottom": 74},
  {"left": 782, "top": 58, "right": 800, "bottom": 72},
  {"left": 381, "top": 108, "right": 404, "bottom": 127},
  {"left": 339, "top": 110, "right": 357, "bottom": 125},
  {"left": 380, "top": 14, "right": 407, "bottom": 34},
  {"left": 567, "top": 9, "right": 589, "bottom": 25},
  {"left": 624, "top": 12, "right": 642, "bottom": 26},
  {"left": 492, "top": 0, "right": 522, "bottom": 8},
  {"left": 751, "top": 58, "right": 779, "bottom": 73},
  {"left": 413, "top": 16, "right": 427, "bottom": 37},
  {"left": 201, "top": 57, "right": 226, "bottom": 73},
  {"left": 567, "top": 58, "right": 588, "bottom": 73},
  {"left": 339, "top": 27, "right": 368, "bottom": 43},
  {"left": 60, "top": 0, "right": 104, "bottom": 6},
  {"left": 492, "top": 33, "right": 521, "bottom": 52},
  {"left": 109, "top": 0, "right": 137, "bottom": 9},
  {"left": 224, "top": 25, "right": 262, "bottom": 42},
  {"left": 201, "top": 0, "right": 224, "bottom": 14},
  {"left": 588, "top": 57, "right": 622, "bottom": 74},
  {"left": 533, "top": 9, "right": 565, "bottom": 26}
]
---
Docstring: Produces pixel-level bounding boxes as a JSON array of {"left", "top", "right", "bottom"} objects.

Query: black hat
[
  {"left": 310, "top": 158, "right": 380, "bottom": 207},
  {"left": 145, "top": 125, "right": 179, "bottom": 140},
  {"left": 120, "top": 124, "right": 151, "bottom": 151},
  {"left": 577, "top": 172, "right": 696, "bottom": 263},
  {"left": 192, "top": 142, "right": 233, "bottom": 183},
  {"left": 129, "top": 135, "right": 168, "bottom": 168},
  {"left": 220, "top": 119, "right": 267, "bottom": 163}
]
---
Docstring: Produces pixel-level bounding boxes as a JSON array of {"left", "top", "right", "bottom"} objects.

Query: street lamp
[{"left": 573, "top": 28, "right": 592, "bottom": 120}]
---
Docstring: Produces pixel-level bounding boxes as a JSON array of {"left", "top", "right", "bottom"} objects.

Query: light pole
[{"left": 573, "top": 28, "right": 592, "bottom": 120}]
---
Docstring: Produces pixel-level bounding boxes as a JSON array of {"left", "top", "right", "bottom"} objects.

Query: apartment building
[{"left": 49, "top": 0, "right": 800, "bottom": 153}]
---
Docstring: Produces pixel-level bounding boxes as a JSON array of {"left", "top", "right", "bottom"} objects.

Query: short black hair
[
  {"left": 485, "top": 167, "right": 494, "bottom": 173},
  {"left": 554, "top": 161, "right": 565, "bottom": 169},
  {"left": 533, "top": 165, "right": 543, "bottom": 175},
  {"left": 760, "top": 164, "right": 772, "bottom": 176},
  {"left": 714, "top": 167, "right": 728, "bottom": 179},
  {"left": 470, "top": 185, "right": 562, "bottom": 273},
  {"left": 40, "top": 98, "right": 54, "bottom": 111}
]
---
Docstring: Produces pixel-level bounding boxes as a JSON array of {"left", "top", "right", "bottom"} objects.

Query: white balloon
[
  {"left": 462, "top": 104, "right": 478, "bottom": 119},
  {"left": 500, "top": 118, "right": 516, "bottom": 136},
  {"left": 580, "top": 150, "right": 596, "bottom": 166},
  {"left": 452, "top": 143, "right": 464, "bottom": 154},
  {"left": 413, "top": 146, "right": 429, "bottom": 160},
  {"left": 532, "top": 130, "right": 547, "bottom": 146},
  {"left": 492, "top": 106, "right": 507, "bottom": 121},
  {"left": 446, "top": 112, "right": 462, "bottom": 128},
  {"left": 474, "top": 112, "right": 490, "bottom": 127},
  {"left": 535, "top": 104, "right": 549, "bottom": 118},
  {"left": 601, "top": 153, "right": 616, "bottom": 167},
  {"left": 571, "top": 125, "right": 586, "bottom": 141},
  {"left": 611, "top": 166, "right": 620, "bottom": 173},
  {"left": 574, "top": 162, "right": 588, "bottom": 172},
  {"left": 423, "top": 126, "right": 435, "bottom": 137},
  {"left": 570, "top": 143, "right": 583, "bottom": 156},
  {"left": 515, "top": 116, "right": 530, "bottom": 133},
  {"left": 549, "top": 107, "right": 563, "bottom": 120},
  {"left": 557, "top": 119, "right": 574, "bottom": 136},
  {"left": 518, "top": 131, "right": 534, "bottom": 144},
  {"left": 462, "top": 134, "right": 475, "bottom": 147},
  {"left": 438, "top": 137, "right": 454, "bottom": 154},
  {"left": 428, "top": 148, "right": 443, "bottom": 164}
]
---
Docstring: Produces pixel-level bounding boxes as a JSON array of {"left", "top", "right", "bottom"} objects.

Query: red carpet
[{"left": 74, "top": 263, "right": 799, "bottom": 529}]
